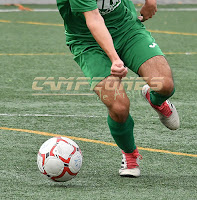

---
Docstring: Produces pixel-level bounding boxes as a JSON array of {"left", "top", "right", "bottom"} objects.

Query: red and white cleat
[
  {"left": 142, "top": 84, "right": 180, "bottom": 130},
  {"left": 119, "top": 149, "right": 142, "bottom": 177}
]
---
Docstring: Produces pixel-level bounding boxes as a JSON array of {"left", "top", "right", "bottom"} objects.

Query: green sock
[
  {"left": 150, "top": 88, "right": 175, "bottom": 106},
  {"left": 107, "top": 114, "right": 136, "bottom": 153}
]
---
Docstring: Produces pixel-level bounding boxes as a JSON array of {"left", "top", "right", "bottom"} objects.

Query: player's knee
[
  {"left": 158, "top": 78, "right": 174, "bottom": 96},
  {"left": 109, "top": 100, "right": 130, "bottom": 123}
]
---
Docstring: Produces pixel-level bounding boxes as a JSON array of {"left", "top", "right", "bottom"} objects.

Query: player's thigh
[
  {"left": 138, "top": 55, "right": 172, "bottom": 80},
  {"left": 94, "top": 75, "right": 130, "bottom": 122},
  {"left": 120, "top": 30, "right": 174, "bottom": 93},
  {"left": 73, "top": 47, "right": 130, "bottom": 113},
  {"left": 138, "top": 55, "right": 174, "bottom": 94},
  {"left": 94, "top": 76, "right": 129, "bottom": 107},
  {"left": 74, "top": 48, "right": 111, "bottom": 88}
]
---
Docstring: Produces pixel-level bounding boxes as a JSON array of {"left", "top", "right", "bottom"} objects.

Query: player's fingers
[
  {"left": 121, "top": 67, "right": 128, "bottom": 77},
  {"left": 118, "top": 67, "right": 128, "bottom": 77},
  {"left": 111, "top": 65, "right": 125, "bottom": 73},
  {"left": 110, "top": 72, "right": 125, "bottom": 78},
  {"left": 111, "top": 67, "right": 128, "bottom": 77}
]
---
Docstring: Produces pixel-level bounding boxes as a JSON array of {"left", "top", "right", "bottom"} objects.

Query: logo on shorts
[{"left": 149, "top": 42, "right": 157, "bottom": 48}]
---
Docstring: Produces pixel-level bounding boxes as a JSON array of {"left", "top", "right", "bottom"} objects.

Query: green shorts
[{"left": 72, "top": 23, "right": 164, "bottom": 88}]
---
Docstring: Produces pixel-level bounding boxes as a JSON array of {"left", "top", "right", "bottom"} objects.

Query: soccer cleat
[
  {"left": 119, "top": 148, "right": 142, "bottom": 177},
  {"left": 142, "top": 84, "right": 180, "bottom": 130}
]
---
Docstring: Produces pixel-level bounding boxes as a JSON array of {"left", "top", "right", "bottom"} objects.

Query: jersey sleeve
[{"left": 69, "top": 0, "right": 98, "bottom": 13}]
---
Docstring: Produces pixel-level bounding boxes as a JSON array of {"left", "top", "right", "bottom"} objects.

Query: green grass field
[{"left": 0, "top": 4, "right": 197, "bottom": 200}]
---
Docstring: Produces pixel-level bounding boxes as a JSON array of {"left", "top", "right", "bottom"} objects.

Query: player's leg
[
  {"left": 73, "top": 47, "right": 142, "bottom": 177},
  {"left": 138, "top": 55, "right": 174, "bottom": 101},
  {"left": 94, "top": 76, "right": 134, "bottom": 150},
  {"left": 94, "top": 76, "right": 141, "bottom": 177},
  {"left": 138, "top": 56, "right": 179, "bottom": 130},
  {"left": 119, "top": 30, "right": 179, "bottom": 130}
]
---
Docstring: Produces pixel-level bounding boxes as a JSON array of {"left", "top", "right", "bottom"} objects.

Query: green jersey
[{"left": 57, "top": 0, "right": 142, "bottom": 46}]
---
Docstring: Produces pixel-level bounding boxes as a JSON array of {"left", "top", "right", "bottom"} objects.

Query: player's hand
[
  {"left": 111, "top": 59, "right": 128, "bottom": 78},
  {"left": 138, "top": 0, "right": 157, "bottom": 22}
]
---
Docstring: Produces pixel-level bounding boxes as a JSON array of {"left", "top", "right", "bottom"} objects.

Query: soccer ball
[{"left": 37, "top": 137, "right": 82, "bottom": 182}]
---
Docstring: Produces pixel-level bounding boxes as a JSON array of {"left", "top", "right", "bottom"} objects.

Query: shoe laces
[
  {"left": 122, "top": 149, "right": 142, "bottom": 169},
  {"left": 146, "top": 91, "right": 172, "bottom": 117}
]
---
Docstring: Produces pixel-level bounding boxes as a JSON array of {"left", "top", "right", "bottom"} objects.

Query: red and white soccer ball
[{"left": 37, "top": 137, "right": 82, "bottom": 182}]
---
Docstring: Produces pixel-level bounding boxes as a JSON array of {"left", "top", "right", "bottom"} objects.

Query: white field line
[
  {"left": 0, "top": 9, "right": 21, "bottom": 12},
  {"left": 0, "top": 8, "right": 197, "bottom": 12},
  {"left": 0, "top": 113, "right": 159, "bottom": 119},
  {"left": 158, "top": 8, "right": 197, "bottom": 11},
  {"left": 0, "top": 113, "right": 102, "bottom": 118}
]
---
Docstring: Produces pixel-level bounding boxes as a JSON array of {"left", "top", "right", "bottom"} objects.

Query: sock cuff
[
  {"left": 107, "top": 114, "right": 134, "bottom": 130},
  {"left": 150, "top": 87, "right": 175, "bottom": 106},
  {"left": 151, "top": 87, "right": 175, "bottom": 98}
]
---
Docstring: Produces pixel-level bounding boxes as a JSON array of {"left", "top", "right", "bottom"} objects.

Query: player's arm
[
  {"left": 83, "top": 8, "right": 128, "bottom": 78},
  {"left": 138, "top": 0, "right": 157, "bottom": 22}
]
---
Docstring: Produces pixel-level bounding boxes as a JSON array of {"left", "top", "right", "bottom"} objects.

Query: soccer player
[{"left": 56, "top": 0, "right": 180, "bottom": 177}]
